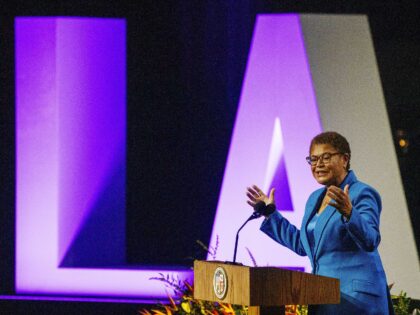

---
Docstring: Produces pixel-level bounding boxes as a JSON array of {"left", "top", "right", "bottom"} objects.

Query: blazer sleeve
[
  {"left": 260, "top": 211, "right": 307, "bottom": 256},
  {"left": 342, "top": 186, "right": 382, "bottom": 252}
]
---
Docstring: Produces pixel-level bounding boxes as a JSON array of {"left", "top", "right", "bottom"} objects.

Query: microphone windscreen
[
  {"left": 253, "top": 201, "right": 267, "bottom": 214},
  {"left": 265, "top": 203, "right": 276, "bottom": 216}
]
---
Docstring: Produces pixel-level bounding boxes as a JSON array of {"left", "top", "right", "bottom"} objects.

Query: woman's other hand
[{"left": 327, "top": 184, "right": 353, "bottom": 219}]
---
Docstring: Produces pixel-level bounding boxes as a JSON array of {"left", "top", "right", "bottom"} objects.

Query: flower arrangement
[
  {"left": 139, "top": 273, "right": 307, "bottom": 315},
  {"left": 140, "top": 237, "right": 307, "bottom": 315}
]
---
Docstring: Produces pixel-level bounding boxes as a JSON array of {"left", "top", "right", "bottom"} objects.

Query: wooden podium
[{"left": 194, "top": 260, "right": 340, "bottom": 315}]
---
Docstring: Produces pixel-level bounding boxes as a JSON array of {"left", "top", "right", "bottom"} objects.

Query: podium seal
[{"left": 213, "top": 266, "right": 228, "bottom": 299}]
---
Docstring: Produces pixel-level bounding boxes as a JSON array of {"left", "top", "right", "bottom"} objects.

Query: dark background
[{"left": 0, "top": 0, "right": 419, "bottom": 313}]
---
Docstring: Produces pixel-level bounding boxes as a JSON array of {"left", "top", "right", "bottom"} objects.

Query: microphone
[{"left": 232, "top": 201, "right": 266, "bottom": 263}]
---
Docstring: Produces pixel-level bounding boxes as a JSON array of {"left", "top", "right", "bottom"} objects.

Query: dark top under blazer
[{"left": 260, "top": 170, "right": 394, "bottom": 314}]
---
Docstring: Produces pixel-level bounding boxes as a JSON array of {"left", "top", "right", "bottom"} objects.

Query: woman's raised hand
[
  {"left": 246, "top": 185, "right": 275, "bottom": 208},
  {"left": 327, "top": 184, "right": 353, "bottom": 219}
]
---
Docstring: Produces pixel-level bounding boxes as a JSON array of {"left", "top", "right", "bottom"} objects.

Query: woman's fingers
[
  {"left": 327, "top": 186, "right": 345, "bottom": 202},
  {"left": 327, "top": 191, "right": 340, "bottom": 202},
  {"left": 252, "top": 185, "right": 265, "bottom": 196},
  {"left": 247, "top": 186, "right": 260, "bottom": 197},
  {"left": 246, "top": 192, "right": 257, "bottom": 202},
  {"left": 326, "top": 191, "right": 338, "bottom": 203},
  {"left": 247, "top": 200, "right": 255, "bottom": 207},
  {"left": 328, "top": 201, "right": 339, "bottom": 208}
]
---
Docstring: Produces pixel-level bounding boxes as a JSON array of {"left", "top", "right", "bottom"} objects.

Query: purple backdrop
[{"left": 15, "top": 17, "right": 191, "bottom": 298}]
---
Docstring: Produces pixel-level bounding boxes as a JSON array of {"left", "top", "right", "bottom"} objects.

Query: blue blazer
[{"left": 260, "top": 171, "right": 394, "bottom": 314}]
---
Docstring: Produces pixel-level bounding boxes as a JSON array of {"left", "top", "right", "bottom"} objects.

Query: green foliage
[
  {"left": 392, "top": 291, "right": 411, "bottom": 315},
  {"left": 296, "top": 305, "right": 308, "bottom": 315}
]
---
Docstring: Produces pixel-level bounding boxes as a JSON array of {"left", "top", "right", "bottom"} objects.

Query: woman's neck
[{"left": 327, "top": 171, "right": 349, "bottom": 187}]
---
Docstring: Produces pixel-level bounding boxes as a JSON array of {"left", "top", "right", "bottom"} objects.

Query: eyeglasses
[{"left": 305, "top": 152, "right": 342, "bottom": 166}]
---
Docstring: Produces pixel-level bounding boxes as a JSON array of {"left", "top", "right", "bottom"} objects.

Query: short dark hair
[{"left": 310, "top": 131, "right": 351, "bottom": 171}]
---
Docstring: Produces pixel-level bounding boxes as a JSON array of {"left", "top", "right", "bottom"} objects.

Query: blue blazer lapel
[
  {"left": 312, "top": 205, "right": 337, "bottom": 259},
  {"left": 301, "top": 189, "right": 325, "bottom": 261},
  {"left": 311, "top": 170, "right": 358, "bottom": 259}
]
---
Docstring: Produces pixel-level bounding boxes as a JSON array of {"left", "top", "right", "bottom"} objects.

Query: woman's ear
[{"left": 343, "top": 153, "right": 350, "bottom": 170}]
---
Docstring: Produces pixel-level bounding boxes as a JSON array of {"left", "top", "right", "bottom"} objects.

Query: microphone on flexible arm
[{"left": 232, "top": 201, "right": 275, "bottom": 264}]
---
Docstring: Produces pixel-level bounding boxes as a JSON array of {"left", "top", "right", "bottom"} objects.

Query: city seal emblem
[{"left": 213, "top": 266, "right": 228, "bottom": 299}]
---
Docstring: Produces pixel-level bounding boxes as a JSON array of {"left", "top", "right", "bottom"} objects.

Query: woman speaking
[{"left": 246, "top": 131, "right": 394, "bottom": 314}]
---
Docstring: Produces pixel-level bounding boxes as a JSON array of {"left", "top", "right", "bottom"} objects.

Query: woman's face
[{"left": 309, "top": 143, "right": 349, "bottom": 187}]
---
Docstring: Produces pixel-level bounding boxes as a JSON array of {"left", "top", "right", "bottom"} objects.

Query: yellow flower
[{"left": 181, "top": 301, "right": 191, "bottom": 313}]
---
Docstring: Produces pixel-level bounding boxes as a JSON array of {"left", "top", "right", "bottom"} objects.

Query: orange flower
[
  {"left": 184, "top": 281, "right": 194, "bottom": 293},
  {"left": 219, "top": 303, "right": 235, "bottom": 314},
  {"left": 168, "top": 295, "right": 178, "bottom": 311}
]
